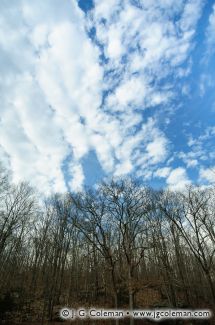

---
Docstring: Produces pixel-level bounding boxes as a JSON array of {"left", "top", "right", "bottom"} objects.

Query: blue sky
[{"left": 0, "top": 0, "right": 215, "bottom": 193}]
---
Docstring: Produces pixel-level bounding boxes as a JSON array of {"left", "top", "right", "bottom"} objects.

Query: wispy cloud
[{"left": 205, "top": 3, "right": 215, "bottom": 54}]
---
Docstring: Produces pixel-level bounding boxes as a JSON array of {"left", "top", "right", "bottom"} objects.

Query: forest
[{"left": 0, "top": 165, "right": 214, "bottom": 324}]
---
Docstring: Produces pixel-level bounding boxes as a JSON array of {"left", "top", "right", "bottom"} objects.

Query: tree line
[{"left": 0, "top": 165, "right": 214, "bottom": 324}]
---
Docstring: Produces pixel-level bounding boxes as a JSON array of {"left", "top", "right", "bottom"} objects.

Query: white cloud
[
  {"left": 0, "top": 0, "right": 205, "bottom": 193},
  {"left": 154, "top": 167, "right": 171, "bottom": 178},
  {"left": 106, "top": 28, "right": 124, "bottom": 59},
  {"left": 181, "top": 127, "right": 215, "bottom": 170},
  {"left": 206, "top": 4, "right": 215, "bottom": 51},
  {"left": 0, "top": 0, "right": 99, "bottom": 193},
  {"left": 167, "top": 167, "right": 191, "bottom": 190},
  {"left": 145, "top": 136, "right": 169, "bottom": 164},
  {"left": 186, "top": 159, "right": 198, "bottom": 168},
  {"left": 199, "top": 167, "right": 215, "bottom": 184},
  {"left": 91, "top": 0, "right": 203, "bottom": 181},
  {"left": 179, "top": 0, "right": 203, "bottom": 32},
  {"left": 69, "top": 162, "right": 85, "bottom": 192},
  {"left": 199, "top": 74, "right": 214, "bottom": 97},
  {"left": 110, "top": 77, "right": 147, "bottom": 108}
]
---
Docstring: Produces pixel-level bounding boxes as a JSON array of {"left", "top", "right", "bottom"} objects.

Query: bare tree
[{"left": 159, "top": 187, "right": 215, "bottom": 303}]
